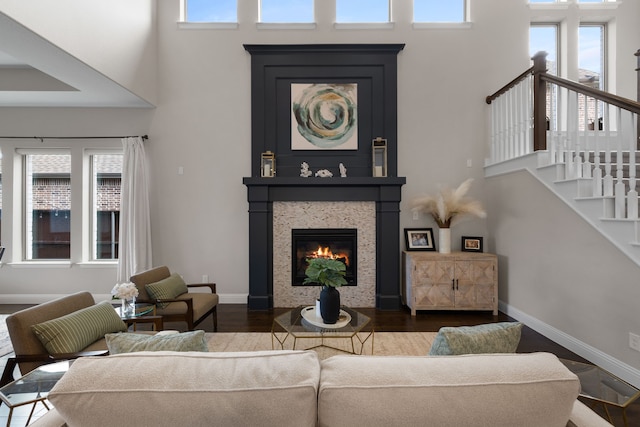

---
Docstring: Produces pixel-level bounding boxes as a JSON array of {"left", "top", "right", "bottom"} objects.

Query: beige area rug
[
  {"left": 205, "top": 332, "right": 436, "bottom": 359},
  {"left": 0, "top": 325, "right": 436, "bottom": 360}
]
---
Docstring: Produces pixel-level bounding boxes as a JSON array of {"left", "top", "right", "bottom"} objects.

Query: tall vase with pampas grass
[{"left": 411, "top": 179, "right": 486, "bottom": 254}]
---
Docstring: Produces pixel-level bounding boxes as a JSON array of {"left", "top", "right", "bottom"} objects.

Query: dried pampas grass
[{"left": 411, "top": 178, "right": 486, "bottom": 228}]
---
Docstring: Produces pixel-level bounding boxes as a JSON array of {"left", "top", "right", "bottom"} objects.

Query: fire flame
[{"left": 308, "top": 246, "right": 350, "bottom": 266}]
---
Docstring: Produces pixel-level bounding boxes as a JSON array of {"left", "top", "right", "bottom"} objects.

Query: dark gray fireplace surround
[{"left": 243, "top": 44, "right": 405, "bottom": 310}]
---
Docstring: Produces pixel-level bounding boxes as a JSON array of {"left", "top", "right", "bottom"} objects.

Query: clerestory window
[
  {"left": 336, "top": 0, "right": 390, "bottom": 23},
  {"left": 185, "top": 0, "right": 237, "bottom": 22},
  {"left": 260, "top": 0, "right": 314, "bottom": 23},
  {"left": 414, "top": 0, "right": 465, "bottom": 23}
]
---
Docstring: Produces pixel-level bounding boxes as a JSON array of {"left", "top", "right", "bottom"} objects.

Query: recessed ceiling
[{"left": 0, "top": 12, "right": 153, "bottom": 108}]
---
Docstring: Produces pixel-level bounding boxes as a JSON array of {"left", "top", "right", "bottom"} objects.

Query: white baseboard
[{"left": 499, "top": 301, "right": 640, "bottom": 389}]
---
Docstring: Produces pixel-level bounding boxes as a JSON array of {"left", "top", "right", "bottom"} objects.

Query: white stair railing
[{"left": 486, "top": 52, "right": 640, "bottom": 221}]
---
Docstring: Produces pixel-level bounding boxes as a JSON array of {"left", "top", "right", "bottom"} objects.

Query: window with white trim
[
  {"left": 530, "top": 24, "right": 559, "bottom": 130},
  {"left": 530, "top": 24, "right": 558, "bottom": 75},
  {"left": 14, "top": 146, "right": 123, "bottom": 263},
  {"left": 90, "top": 153, "right": 122, "bottom": 260},
  {"left": 579, "top": 24, "right": 605, "bottom": 91},
  {"left": 24, "top": 152, "right": 71, "bottom": 260},
  {"left": 336, "top": 0, "right": 389, "bottom": 23},
  {"left": 414, "top": 0, "right": 465, "bottom": 23},
  {"left": 185, "top": 0, "right": 237, "bottom": 22},
  {"left": 260, "top": 0, "right": 314, "bottom": 23}
]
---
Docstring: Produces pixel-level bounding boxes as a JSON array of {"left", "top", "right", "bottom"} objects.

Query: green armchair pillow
[
  {"left": 31, "top": 301, "right": 127, "bottom": 354},
  {"left": 429, "top": 322, "right": 523, "bottom": 356},
  {"left": 146, "top": 273, "right": 189, "bottom": 308}
]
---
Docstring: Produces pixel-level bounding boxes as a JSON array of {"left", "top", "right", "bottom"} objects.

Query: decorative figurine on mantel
[
  {"left": 300, "top": 162, "right": 313, "bottom": 178},
  {"left": 315, "top": 169, "right": 333, "bottom": 178},
  {"left": 339, "top": 163, "right": 347, "bottom": 177}
]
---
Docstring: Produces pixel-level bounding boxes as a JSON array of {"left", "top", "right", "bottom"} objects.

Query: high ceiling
[{"left": 0, "top": 12, "right": 152, "bottom": 108}]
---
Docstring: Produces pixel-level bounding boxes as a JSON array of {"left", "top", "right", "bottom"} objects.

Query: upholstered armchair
[
  {"left": 1, "top": 292, "right": 123, "bottom": 387},
  {"left": 130, "top": 266, "right": 218, "bottom": 331}
]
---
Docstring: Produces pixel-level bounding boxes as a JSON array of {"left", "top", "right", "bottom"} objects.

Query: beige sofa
[{"left": 31, "top": 350, "right": 611, "bottom": 427}]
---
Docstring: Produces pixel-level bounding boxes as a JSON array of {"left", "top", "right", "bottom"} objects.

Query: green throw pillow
[
  {"left": 105, "top": 330, "right": 208, "bottom": 354},
  {"left": 429, "top": 322, "right": 523, "bottom": 356},
  {"left": 32, "top": 301, "right": 127, "bottom": 354},
  {"left": 146, "top": 273, "right": 188, "bottom": 308}
]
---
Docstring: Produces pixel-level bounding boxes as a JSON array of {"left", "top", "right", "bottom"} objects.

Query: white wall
[
  {"left": 486, "top": 170, "right": 640, "bottom": 386},
  {"left": 0, "top": 0, "right": 157, "bottom": 104},
  {"left": 0, "top": 0, "right": 639, "bottom": 380}
]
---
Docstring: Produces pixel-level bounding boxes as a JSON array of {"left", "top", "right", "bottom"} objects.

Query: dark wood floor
[{"left": 2, "top": 303, "right": 637, "bottom": 426}]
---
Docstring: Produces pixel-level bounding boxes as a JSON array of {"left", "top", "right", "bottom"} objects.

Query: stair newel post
[{"left": 532, "top": 51, "right": 548, "bottom": 152}]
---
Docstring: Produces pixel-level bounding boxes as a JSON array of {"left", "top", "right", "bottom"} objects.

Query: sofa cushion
[
  {"left": 146, "top": 273, "right": 188, "bottom": 308},
  {"left": 429, "top": 321, "right": 523, "bottom": 355},
  {"left": 31, "top": 301, "right": 127, "bottom": 354},
  {"left": 48, "top": 350, "right": 320, "bottom": 427},
  {"left": 105, "top": 331, "right": 208, "bottom": 354},
  {"left": 156, "top": 292, "right": 219, "bottom": 319},
  {"left": 319, "top": 352, "right": 580, "bottom": 427}
]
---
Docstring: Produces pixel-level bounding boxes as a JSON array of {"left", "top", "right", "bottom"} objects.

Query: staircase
[
  {"left": 485, "top": 50, "right": 640, "bottom": 267},
  {"left": 485, "top": 150, "right": 640, "bottom": 267}
]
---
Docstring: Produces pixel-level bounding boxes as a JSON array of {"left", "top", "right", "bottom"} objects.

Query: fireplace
[
  {"left": 292, "top": 229, "right": 357, "bottom": 286},
  {"left": 242, "top": 45, "right": 406, "bottom": 309}
]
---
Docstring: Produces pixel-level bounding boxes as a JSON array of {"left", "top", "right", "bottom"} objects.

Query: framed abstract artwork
[{"left": 291, "top": 83, "right": 358, "bottom": 150}]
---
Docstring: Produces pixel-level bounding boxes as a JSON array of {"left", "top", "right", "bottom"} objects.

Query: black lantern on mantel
[
  {"left": 261, "top": 151, "right": 276, "bottom": 177},
  {"left": 372, "top": 137, "right": 387, "bottom": 177}
]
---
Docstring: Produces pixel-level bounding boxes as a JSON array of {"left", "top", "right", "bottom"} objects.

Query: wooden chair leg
[
  {"left": 1, "top": 358, "right": 17, "bottom": 387},
  {"left": 213, "top": 307, "right": 218, "bottom": 332}
]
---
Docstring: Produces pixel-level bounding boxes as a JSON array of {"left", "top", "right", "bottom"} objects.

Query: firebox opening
[{"left": 292, "top": 228, "right": 357, "bottom": 286}]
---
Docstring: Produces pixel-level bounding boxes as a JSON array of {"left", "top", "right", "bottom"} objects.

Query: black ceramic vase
[{"left": 320, "top": 285, "right": 341, "bottom": 324}]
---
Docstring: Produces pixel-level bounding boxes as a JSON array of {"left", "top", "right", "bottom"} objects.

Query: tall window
[
  {"left": 260, "top": 0, "right": 314, "bottom": 23},
  {"left": 530, "top": 24, "right": 558, "bottom": 75},
  {"left": 579, "top": 24, "right": 605, "bottom": 91},
  {"left": 336, "top": 0, "right": 389, "bottom": 23},
  {"left": 530, "top": 24, "right": 559, "bottom": 129},
  {"left": 185, "top": 0, "right": 237, "bottom": 22},
  {"left": 414, "top": 0, "right": 465, "bottom": 23},
  {"left": 91, "top": 154, "right": 122, "bottom": 260},
  {"left": 25, "top": 153, "right": 71, "bottom": 260}
]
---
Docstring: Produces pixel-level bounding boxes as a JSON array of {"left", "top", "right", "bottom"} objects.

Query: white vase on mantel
[{"left": 439, "top": 228, "right": 451, "bottom": 254}]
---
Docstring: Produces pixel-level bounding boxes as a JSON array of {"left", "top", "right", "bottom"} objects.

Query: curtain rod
[{"left": 0, "top": 135, "right": 148, "bottom": 142}]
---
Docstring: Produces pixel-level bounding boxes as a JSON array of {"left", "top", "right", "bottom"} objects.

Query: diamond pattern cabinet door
[
  {"left": 414, "top": 259, "right": 455, "bottom": 310},
  {"left": 454, "top": 258, "right": 496, "bottom": 310}
]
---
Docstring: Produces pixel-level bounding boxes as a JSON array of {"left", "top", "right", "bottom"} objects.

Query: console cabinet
[{"left": 403, "top": 251, "right": 498, "bottom": 316}]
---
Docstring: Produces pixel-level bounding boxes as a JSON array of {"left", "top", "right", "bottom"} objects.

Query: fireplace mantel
[
  {"left": 243, "top": 177, "right": 406, "bottom": 200},
  {"left": 243, "top": 177, "right": 405, "bottom": 310}
]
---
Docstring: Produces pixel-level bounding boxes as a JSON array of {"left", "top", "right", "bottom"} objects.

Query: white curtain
[{"left": 117, "top": 136, "right": 152, "bottom": 283}]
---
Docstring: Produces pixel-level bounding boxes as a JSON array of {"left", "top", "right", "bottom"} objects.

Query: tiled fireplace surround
[{"left": 273, "top": 201, "right": 376, "bottom": 307}]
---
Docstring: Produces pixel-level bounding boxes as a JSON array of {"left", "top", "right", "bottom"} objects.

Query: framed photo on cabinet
[
  {"left": 404, "top": 228, "right": 436, "bottom": 251},
  {"left": 461, "top": 236, "right": 483, "bottom": 252}
]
